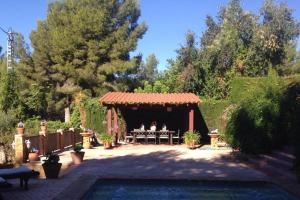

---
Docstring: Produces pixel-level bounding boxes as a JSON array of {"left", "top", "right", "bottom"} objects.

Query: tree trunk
[{"left": 65, "top": 106, "right": 70, "bottom": 123}]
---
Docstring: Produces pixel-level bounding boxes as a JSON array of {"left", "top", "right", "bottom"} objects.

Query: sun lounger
[
  {"left": 0, "top": 166, "right": 39, "bottom": 190},
  {"left": 0, "top": 177, "right": 12, "bottom": 188}
]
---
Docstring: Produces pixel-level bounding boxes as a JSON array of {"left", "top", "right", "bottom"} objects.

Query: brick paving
[{"left": 1, "top": 144, "right": 267, "bottom": 200}]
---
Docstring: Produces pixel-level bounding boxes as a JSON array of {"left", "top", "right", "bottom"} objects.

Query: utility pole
[{"left": 0, "top": 26, "right": 14, "bottom": 71}]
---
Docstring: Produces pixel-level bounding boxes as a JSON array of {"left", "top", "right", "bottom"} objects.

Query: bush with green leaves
[
  {"left": 82, "top": 98, "right": 106, "bottom": 136},
  {"left": 73, "top": 144, "right": 83, "bottom": 153},
  {"left": 25, "top": 118, "right": 70, "bottom": 136},
  {"left": 225, "top": 69, "right": 283, "bottom": 154},
  {"left": 70, "top": 105, "right": 81, "bottom": 129},
  {"left": 184, "top": 131, "right": 201, "bottom": 144},
  {"left": 279, "top": 82, "right": 300, "bottom": 170},
  {"left": 99, "top": 133, "right": 113, "bottom": 143}
]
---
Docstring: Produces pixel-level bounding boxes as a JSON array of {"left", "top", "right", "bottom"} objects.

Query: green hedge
[
  {"left": 229, "top": 74, "right": 300, "bottom": 103},
  {"left": 25, "top": 118, "right": 70, "bottom": 136},
  {"left": 200, "top": 99, "right": 231, "bottom": 135},
  {"left": 224, "top": 70, "right": 298, "bottom": 154},
  {"left": 83, "top": 98, "right": 106, "bottom": 136}
]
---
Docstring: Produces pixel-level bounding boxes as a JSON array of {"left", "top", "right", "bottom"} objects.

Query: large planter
[
  {"left": 70, "top": 151, "right": 85, "bottom": 165},
  {"left": 16, "top": 127, "right": 25, "bottom": 135},
  {"left": 42, "top": 163, "right": 62, "bottom": 179},
  {"left": 28, "top": 152, "right": 39, "bottom": 161},
  {"left": 208, "top": 134, "right": 219, "bottom": 148},
  {"left": 80, "top": 132, "right": 93, "bottom": 149},
  {"left": 186, "top": 140, "right": 197, "bottom": 149},
  {"left": 103, "top": 142, "right": 112, "bottom": 149}
]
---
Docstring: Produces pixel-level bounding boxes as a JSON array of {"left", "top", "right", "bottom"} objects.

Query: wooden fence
[{"left": 26, "top": 129, "right": 82, "bottom": 155}]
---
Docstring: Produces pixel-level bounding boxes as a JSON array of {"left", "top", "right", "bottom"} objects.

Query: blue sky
[{"left": 0, "top": 0, "right": 299, "bottom": 71}]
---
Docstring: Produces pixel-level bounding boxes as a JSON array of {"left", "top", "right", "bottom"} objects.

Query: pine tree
[
  {"left": 19, "top": 0, "right": 147, "bottom": 120},
  {"left": 138, "top": 53, "right": 159, "bottom": 84}
]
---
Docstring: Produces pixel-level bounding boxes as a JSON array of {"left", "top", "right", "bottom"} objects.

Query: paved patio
[{"left": 1, "top": 144, "right": 268, "bottom": 200}]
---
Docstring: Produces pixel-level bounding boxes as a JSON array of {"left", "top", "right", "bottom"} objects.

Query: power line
[{"left": 0, "top": 26, "right": 15, "bottom": 71}]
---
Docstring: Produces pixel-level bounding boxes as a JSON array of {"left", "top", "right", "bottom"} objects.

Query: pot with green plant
[
  {"left": 71, "top": 144, "right": 84, "bottom": 165},
  {"left": 42, "top": 152, "right": 61, "bottom": 179},
  {"left": 184, "top": 131, "right": 201, "bottom": 149},
  {"left": 16, "top": 122, "right": 25, "bottom": 135},
  {"left": 100, "top": 133, "right": 113, "bottom": 149}
]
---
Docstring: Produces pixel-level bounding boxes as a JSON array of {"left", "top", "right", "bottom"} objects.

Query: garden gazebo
[{"left": 99, "top": 92, "right": 203, "bottom": 143}]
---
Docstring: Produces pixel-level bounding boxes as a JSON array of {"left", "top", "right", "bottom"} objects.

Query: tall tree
[
  {"left": 259, "top": 0, "right": 300, "bottom": 74},
  {"left": 19, "top": 0, "right": 147, "bottom": 120},
  {"left": 138, "top": 53, "right": 158, "bottom": 84}
]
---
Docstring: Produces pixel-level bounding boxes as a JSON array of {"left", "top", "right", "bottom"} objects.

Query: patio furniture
[
  {"left": 159, "top": 131, "right": 169, "bottom": 144},
  {"left": 146, "top": 131, "right": 156, "bottom": 144},
  {"left": 135, "top": 131, "right": 146, "bottom": 143},
  {"left": 125, "top": 132, "right": 134, "bottom": 143},
  {"left": 0, "top": 166, "right": 39, "bottom": 190},
  {"left": 172, "top": 130, "right": 181, "bottom": 144},
  {"left": 0, "top": 177, "right": 12, "bottom": 188}
]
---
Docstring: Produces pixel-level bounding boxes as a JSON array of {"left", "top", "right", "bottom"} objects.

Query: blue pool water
[{"left": 83, "top": 179, "right": 299, "bottom": 200}]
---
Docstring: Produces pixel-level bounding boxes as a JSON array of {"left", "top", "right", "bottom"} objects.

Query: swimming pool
[{"left": 82, "top": 179, "right": 299, "bottom": 200}]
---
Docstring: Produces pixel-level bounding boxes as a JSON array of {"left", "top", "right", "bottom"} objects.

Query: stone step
[
  {"left": 272, "top": 150, "right": 295, "bottom": 163},
  {"left": 248, "top": 156, "right": 297, "bottom": 182},
  {"left": 259, "top": 154, "right": 293, "bottom": 170}
]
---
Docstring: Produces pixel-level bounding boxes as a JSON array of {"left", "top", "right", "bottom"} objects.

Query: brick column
[
  {"left": 14, "top": 134, "right": 26, "bottom": 165},
  {"left": 188, "top": 108, "right": 194, "bottom": 132}
]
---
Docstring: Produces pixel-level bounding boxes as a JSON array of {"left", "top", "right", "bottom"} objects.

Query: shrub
[
  {"left": 225, "top": 69, "right": 283, "bottom": 154},
  {"left": 25, "top": 118, "right": 70, "bottom": 136},
  {"left": 24, "top": 118, "right": 41, "bottom": 136},
  {"left": 279, "top": 82, "right": 300, "bottom": 170},
  {"left": 82, "top": 98, "right": 106, "bottom": 137},
  {"left": 70, "top": 105, "right": 81, "bottom": 129},
  {"left": 73, "top": 144, "right": 83, "bottom": 153},
  {"left": 200, "top": 99, "right": 231, "bottom": 135},
  {"left": 184, "top": 131, "right": 201, "bottom": 144},
  {"left": 0, "top": 110, "right": 18, "bottom": 133},
  {"left": 0, "top": 110, "right": 18, "bottom": 164},
  {"left": 47, "top": 120, "right": 70, "bottom": 133},
  {"left": 99, "top": 133, "right": 113, "bottom": 143}
]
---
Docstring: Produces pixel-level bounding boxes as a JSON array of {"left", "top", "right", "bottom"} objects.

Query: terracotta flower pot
[
  {"left": 16, "top": 127, "right": 25, "bottom": 135},
  {"left": 42, "top": 163, "right": 62, "bottom": 179},
  {"left": 71, "top": 151, "right": 85, "bottom": 165},
  {"left": 28, "top": 152, "right": 39, "bottom": 161},
  {"left": 103, "top": 142, "right": 112, "bottom": 149},
  {"left": 187, "top": 140, "right": 197, "bottom": 149}
]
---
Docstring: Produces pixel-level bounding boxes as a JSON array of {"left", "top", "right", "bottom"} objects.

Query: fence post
[
  {"left": 69, "top": 128, "right": 76, "bottom": 147},
  {"left": 57, "top": 129, "right": 64, "bottom": 151},
  {"left": 70, "top": 128, "right": 76, "bottom": 147},
  {"left": 39, "top": 122, "right": 48, "bottom": 155}
]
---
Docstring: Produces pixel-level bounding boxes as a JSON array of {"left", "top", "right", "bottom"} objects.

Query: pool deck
[{"left": 1, "top": 144, "right": 269, "bottom": 200}]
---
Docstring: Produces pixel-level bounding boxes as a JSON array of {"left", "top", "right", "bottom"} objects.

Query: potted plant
[
  {"left": 100, "top": 133, "right": 113, "bottom": 149},
  {"left": 42, "top": 152, "right": 61, "bottom": 179},
  {"left": 28, "top": 147, "right": 39, "bottom": 161},
  {"left": 70, "top": 144, "right": 84, "bottom": 165},
  {"left": 184, "top": 131, "right": 201, "bottom": 149},
  {"left": 16, "top": 122, "right": 25, "bottom": 135}
]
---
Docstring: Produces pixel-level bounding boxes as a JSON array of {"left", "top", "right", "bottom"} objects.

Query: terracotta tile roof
[{"left": 99, "top": 92, "right": 201, "bottom": 105}]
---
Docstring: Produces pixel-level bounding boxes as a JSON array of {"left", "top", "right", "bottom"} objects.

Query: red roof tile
[{"left": 99, "top": 92, "right": 201, "bottom": 105}]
